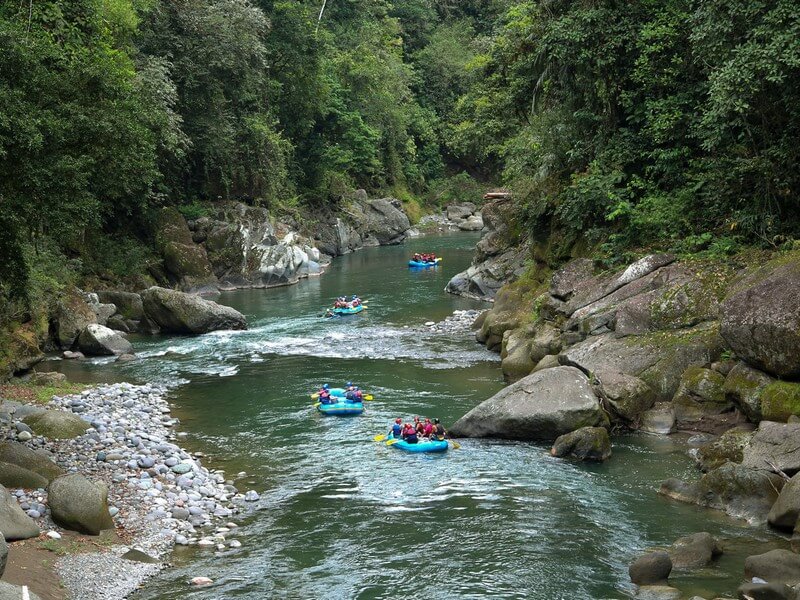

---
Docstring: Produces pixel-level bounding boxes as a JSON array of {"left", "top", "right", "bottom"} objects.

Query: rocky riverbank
[{"left": 0, "top": 382, "right": 259, "bottom": 598}]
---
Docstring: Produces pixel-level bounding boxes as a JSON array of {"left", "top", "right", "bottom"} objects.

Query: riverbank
[{"left": 2, "top": 382, "right": 259, "bottom": 599}]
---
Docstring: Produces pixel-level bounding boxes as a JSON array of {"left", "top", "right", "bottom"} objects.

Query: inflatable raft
[
  {"left": 317, "top": 400, "right": 364, "bottom": 416},
  {"left": 332, "top": 304, "right": 364, "bottom": 315},
  {"left": 408, "top": 257, "right": 442, "bottom": 268},
  {"left": 387, "top": 433, "right": 448, "bottom": 453}
]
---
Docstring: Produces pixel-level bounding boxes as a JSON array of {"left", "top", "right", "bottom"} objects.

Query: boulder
[
  {"left": 659, "top": 462, "right": 784, "bottom": 523},
  {"left": 23, "top": 410, "right": 89, "bottom": 439},
  {"left": 0, "top": 484, "right": 39, "bottom": 540},
  {"left": 550, "top": 426, "right": 611, "bottom": 461},
  {"left": 724, "top": 362, "right": 775, "bottom": 422},
  {"left": 667, "top": 532, "right": 722, "bottom": 569},
  {"left": 640, "top": 403, "right": 676, "bottom": 435},
  {"left": 449, "top": 366, "right": 607, "bottom": 441},
  {"left": 720, "top": 259, "right": 800, "bottom": 379},
  {"left": 629, "top": 551, "right": 672, "bottom": 585},
  {"left": 0, "top": 536, "right": 6, "bottom": 577},
  {"left": 742, "top": 421, "right": 800, "bottom": 475},
  {"left": 744, "top": 549, "right": 800, "bottom": 585},
  {"left": 358, "top": 198, "right": 412, "bottom": 245},
  {"left": 48, "top": 474, "right": 115, "bottom": 535},
  {"left": 737, "top": 582, "right": 797, "bottom": 600},
  {"left": 140, "top": 286, "right": 247, "bottom": 334},
  {"left": 446, "top": 202, "right": 476, "bottom": 221},
  {"left": 0, "top": 581, "right": 43, "bottom": 600},
  {"left": 695, "top": 429, "right": 753, "bottom": 472},
  {"left": 446, "top": 246, "right": 528, "bottom": 300},
  {"left": 155, "top": 207, "right": 218, "bottom": 292},
  {"left": 551, "top": 258, "right": 596, "bottom": 301},
  {"left": 30, "top": 371, "right": 66, "bottom": 385},
  {"left": 458, "top": 215, "right": 484, "bottom": 231},
  {"left": 96, "top": 291, "right": 144, "bottom": 320},
  {"left": 501, "top": 340, "right": 536, "bottom": 382},
  {"left": 52, "top": 290, "right": 96, "bottom": 349},
  {"left": 760, "top": 382, "right": 800, "bottom": 423},
  {"left": 768, "top": 472, "right": 800, "bottom": 530},
  {"left": 0, "top": 462, "right": 48, "bottom": 489},
  {"left": 121, "top": 548, "right": 159, "bottom": 564},
  {"left": 532, "top": 354, "right": 560, "bottom": 373},
  {"left": 77, "top": 324, "right": 133, "bottom": 356},
  {"left": 672, "top": 367, "right": 734, "bottom": 431},
  {"left": 595, "top": 370, "right": 656, "bottom": 423},
  {"left": 90, "top": 302, "right": 116, "bottom": 326},
  {"left": 559, "top": 324, "right": 723, "bottom": 401},
  {"left": 0, "top": 442, "right": 63, "bottom": 481}
]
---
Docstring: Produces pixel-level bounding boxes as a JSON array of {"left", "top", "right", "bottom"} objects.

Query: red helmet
[{"left": 395, "top": 418, "right": 402, "bottom": 424}]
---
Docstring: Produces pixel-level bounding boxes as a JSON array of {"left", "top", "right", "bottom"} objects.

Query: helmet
[
  {"left": 323, "top": 384, "right": 329, "bottom": 390},
  {"left": 433, "top": 418, "right": 440, "bottom": 424},
  {"left": 346, "top": 381, "right": 353, "bottom": 387},
  {"left": 395, "top": 418, "right": 402, "bottom": 424},
  {"left": 352, "top": 295, "right": 357, "bottom": 300}
]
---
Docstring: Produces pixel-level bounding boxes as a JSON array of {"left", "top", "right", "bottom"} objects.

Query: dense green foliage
[{"left": 1, "top": 0, "right": 799, "bottom": 335}]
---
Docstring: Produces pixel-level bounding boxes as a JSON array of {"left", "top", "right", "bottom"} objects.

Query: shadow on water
[{"left": 40, "top": 233, "right": 786, "bottom": 599}]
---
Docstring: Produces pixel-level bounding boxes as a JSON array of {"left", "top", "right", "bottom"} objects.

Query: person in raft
[
  {"left": 401, "top": 422, "right": 418, "bottom": 444},
  {"left": 349, "top": 295, "right": 361, "bottom": 307},
  {"left": 431, "top": 418, "right": 446, "bottom": 440},
  {"left": 413, "top": 252, "right": 422, "bottom": 262},
  {"left": 389, "top": 418, "right": 403, "bottom": 439},
  {"left": 344, "top": 383, "right": 363, "bottom": 403},
  {"left": 318, "top": 384, "right": 333, "bottom": 404},
  {"left": 422, "top": 417, "right": 434, "bottom": 438}
]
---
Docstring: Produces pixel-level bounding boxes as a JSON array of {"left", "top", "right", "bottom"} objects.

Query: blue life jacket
[{"left": 391, "top": 423, "right": 402, "bottom": 437}]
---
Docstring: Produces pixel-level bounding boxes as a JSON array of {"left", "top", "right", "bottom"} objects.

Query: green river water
[{"left": 49, "top": 233, "right": 785, "bottom": 599}]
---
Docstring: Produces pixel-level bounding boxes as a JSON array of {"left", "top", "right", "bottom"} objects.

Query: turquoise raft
[
  {"left": 332, "top": 304, "right": 364, "bottom": 315},
  {"left": 408, "top": 257, "right": 442, "bottom": 268},
  {"left": 317, "top": 400, "right": 364, "bottom": 416},
  {"left": 387, "top": 433, "right": 448, "bottom": 453}
]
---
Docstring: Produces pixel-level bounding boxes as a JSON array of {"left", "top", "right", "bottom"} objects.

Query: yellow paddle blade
[
  {"left": 311, "top": 392, "right": 319, "bottom": 400},
  {"left": 450, "top": 440, "right": 461, "bottom": 449},
  {"left": 313, "top": 402, "right": 321, "bottom": 408},
  {"left": 373, "top": 434, "right": 386, "bottom": 442},
  {"left": 386, "top": 439, "right": 399, "bottom": 446},
  {"left": 364, "top": 394, "right": 374, "bottom": 401}
]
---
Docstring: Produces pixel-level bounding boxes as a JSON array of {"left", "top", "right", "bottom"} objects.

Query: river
[{"left": 50, "top": 232, "right": 783, "bottom": 599}]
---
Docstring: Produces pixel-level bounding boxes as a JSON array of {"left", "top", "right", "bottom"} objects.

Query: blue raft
[
  {"left": 317, "top": 399, "right": 364, "bottom": 416},
  {"left": 332, "top": 304, "right": 364, "bottom": 315},
  {"left": 387, "top": 433, "right": 448, "bottom": 453},
  {"left": 408, "top": 257, "right": 442, "bottom": 268}
]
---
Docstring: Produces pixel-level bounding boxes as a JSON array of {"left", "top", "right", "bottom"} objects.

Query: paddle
[
  {"left": 386, "top": 439, "right": 399, "bottom": 446},
  {"left": 449, "top": 439, "right": 461, "bottom": 449},
  {"left": 313, "top": 402, "right": 321, "bottom": 408},
  {"left": 373, "top": 433, "right": 387, "bottom": 442}
]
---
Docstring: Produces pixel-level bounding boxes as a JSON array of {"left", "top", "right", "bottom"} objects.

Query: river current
[{"left": 51, "top": 233, "right": 782, "bottom": 599}]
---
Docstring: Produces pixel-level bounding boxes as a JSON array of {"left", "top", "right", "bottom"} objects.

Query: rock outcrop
[
  {"left": 667, "top": 532, "right": 722, "bottom": 569},
  {"left": 449, "top": 366, "right": 607, "bottom": 441},
  {"left": 721, "top": 259, "right": 800, "bottom": 379},
  {"left": 154, "top": 207, "right": 218, "bottom": 293},
  {"left": 315, "top": 196, "right": 412, "bottom": 256},
  {"left": 48, "top": 474, "right": 115, "bottom": 535},
  {"left": 140, "top": 287, "right": 247, "bottom": 334},
  {"left": 77, "top": 324, "right": 133, "bottom": 356},
  {"left": 744, "top": 549, "right": 800, "bottom": 586}
]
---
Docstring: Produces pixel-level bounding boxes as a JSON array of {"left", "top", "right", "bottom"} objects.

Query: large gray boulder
[
  {"left": 22, "top": 410, "right": 89, "bottom": 439},
  {"left": 550, "top": 426, "right": 611, "bottom": 461},
  {"left": 0, "top": 484, "right": 39, "bottom": 540},
  {"left": 742, "top": 421, "right": 800, "bottom": 475},
  {"left": 768, "top": 472, "right": 800, "bottom": 530},
  {"left": 48, "top": 474, "right": 115, "bottom": 535},
  {"left": 720, "top": 260, "right": 800, "bottom": 379},
  {"left": 596, "top": 370, "right": 656, "bottom": 423},
  {"left": 629, "top": 551, "right": 672, "bottom": 585},
  {"left": 140, "top": 286, "right": 247, "bottom": 334},
  {"left": 0, "top": 581, "right": 43, "bottom": 600},
  {"left": 745, "top": 549, "right": 800, "bottom": 585},
  {"left": 77, "top": 324, "right": 133, "bottom": 356},
  {"left": 358, "top": 198, "right": 411, "bottom": 245},
  {"left": 446, "top": 202, "right": 476, "bottom": 221},
  {"left": 695, "top": 429, "right": 753, "bottom": 472},
  {"left": 671, "top": 366, "right": 733, "bottom": 431},
  {"left": 724, "top": 362, "right": 775, "bottom": 422},
  {"left": 736, "top": 582, "right": 797, "bottom": 600},
  {"left": 0, "top": 462, "right": 48, "bottom": 489},
  {"left": 449, "top": 366, "right": 607, "bottom": 441},
  {"left": 550, "top": 259, "right": 595, "bottom": 301},
  {"left": 154, "top": 207, "right": 218, "bottom": 293},
  {"left": 52, "top": 290, "right": 97, "bottom": 349},
  {"left": 96, "top": 291, "right": 144, "bottom": 320},
  {"left": 659, "top": 462, "right": 784, "bottom": 523},
  {"left": 667, "top": 532, "right": 722, "bottom": 569},
  {"left": 0, "top": 442, "right": 62, "bottom": 482}
]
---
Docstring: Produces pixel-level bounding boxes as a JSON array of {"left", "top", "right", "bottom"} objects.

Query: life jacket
[
  {"left": 423, "top": 423, "right": 433, "bottom": 435},
  {"left": 403, "top": 427, "right": 418, "bottom": 442},
  {"left": 391, "top": 423, "right": 402, "bottom": 437},
  {"left": 434, "top": 424, "right": 445, "bottom": 436},
  {"left": 355, "top": 390, "right": 363, "bottom": 400}
]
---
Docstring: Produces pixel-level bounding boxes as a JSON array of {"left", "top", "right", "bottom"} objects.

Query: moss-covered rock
[
  {"left": 672, "top": 366, "right": 732, "bottom": 430},
  {"left": 694, "top": 429, "right": 753, "bottom": 472},
  {"left": 550, "top": 426, "right": 611, "bottom": 461},
  {"left": 595, "top": 369, "right": 655, "bottom": 424},
  {"left": 51, "top": 289, "right": 96, "bottom": 350},
  {"left": 23, "top": 410, "right": 89, "bottom": 439},
  {"left": 0, "top": 442, "right": 63, "bottom": 482},
  {"left": 761, "top": 382, "right": 800, "bottom": 422},
  {"left": 723, "top": 362, "right": 774, "bottom": 422},
  {"left": 154, "top": 208, "right": 217, "bottom": 292}
]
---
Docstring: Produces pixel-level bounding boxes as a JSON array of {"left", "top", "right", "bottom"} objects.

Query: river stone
[
  {"left": 695, "top": 429, "right": 753, "bottom": 472},
  {"left": 629, "top": 551, "right": 672, "bottom": 585},
  {"left": 639, "top": 403, "right": 676, "bottom": 435},
  {"left": 0, "top": 462, "right": 48, "bottom": 490},
  {"left": 596, "top": 370, "right": 655, "bottom": 423},
  {"left": 659, "top": 462, "right": 784, "bottom": 523},
  {"left": 724, "top": 362, "right": 775, "bottom": 422},
  {"left": 30, "top": 371, "right": 66, "bottom": 385},
  {"left": 667, "top": 532, "right": 722, "bottom": 569},
  {"left": 501, "top": 341, "right": 536, "bottom": 382},
  {"left": 550, "top": 426, "right": 611, "bottom": 461},
  {"left": 720, "top": 259, "right": 800, "bottom": 379},
  {"left": 532, "top": 354, "right": 560, "bottom": 373},
  {"left": 737, "top": 581, "right": 797, "bottom": 600},
  {"left": 96, "top": 290, "right": 144, "bottom": 320},
  {"left": 446, "top": 202, "right": 476, "bottom": 221},
  {"left": 141, "top": 286, "right": 247, "bottom": 334},
  {"left": 0, "top": 484, "right": 39, "bottom": 540},
  {"left": 760, "top": 382, "right": 800, "bottom": 423},
  {"left": 48, "top": 474, "right": 114, "bottom": 535},
  {"left": 742, "top": 421, "right": 800, "bottom": 475},
  {"left": 449, "top": 366, "right": 606, "bottom": 441},
  {"left": 0, "top": 442, "right": 63, "bottom": 482},
  {"left": 458, "top": 215, "right": 484, "bottom": 231},
  {"left": 768, "top": 472, "right": 800, "bottom": 531},
  {"left": 745, "top": 549, "right": 800, "bottom": 585},
  {"left": 77, "top": 324, "right": 133, "bottom": 356},
  {"left": 0, "top": 581, "right": 43, "bottom": 600},
  {"left": 23, "top": 410, "right": 89, "bottom": 440}
]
